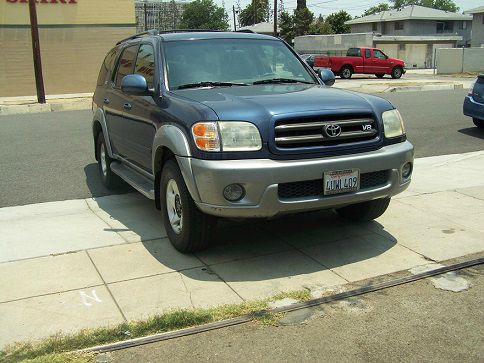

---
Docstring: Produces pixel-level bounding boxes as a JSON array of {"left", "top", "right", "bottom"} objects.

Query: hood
[{"left": 173, "top": 84, "right": 377, "bottom": 123}]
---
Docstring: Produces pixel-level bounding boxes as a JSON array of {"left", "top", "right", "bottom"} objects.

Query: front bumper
[
  {"left": 178, "top": 140, "right": 414, "bottom": 218},
  {"left": 463, "top": 96, "right": 484, "bottom": 120}
]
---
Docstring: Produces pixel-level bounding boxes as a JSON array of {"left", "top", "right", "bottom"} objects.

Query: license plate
[{"left": 323, "top": 169, "right": 360, "bottom": 195}]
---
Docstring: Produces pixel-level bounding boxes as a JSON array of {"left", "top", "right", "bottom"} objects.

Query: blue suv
[{"left": 92, "top": 30, "right": 414, "bottom": 253}]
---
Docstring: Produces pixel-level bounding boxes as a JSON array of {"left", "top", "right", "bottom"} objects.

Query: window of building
[
  {"left": 114, "top": 45, "right": 139, "bottom": 88},
  {"left": 394, "top": 21, "right": 403, "bottom": 30},
  {"left": 134, "top": 44, "right": 155, "bottom": 88},
  {"left": 97, "top": 48, "right": 117, "bottom": 86},
  {"left": 365, "top": 49, "right": 371, "bottom": 58},
  {"left": 459, "top": 21, "right": 467, "bottom": 30},
  {"left": 372, "top": 22, "right": 378, "bottom": 31},
  {"left": 436, "top": 21, "right": 453, "bottom": 33}
]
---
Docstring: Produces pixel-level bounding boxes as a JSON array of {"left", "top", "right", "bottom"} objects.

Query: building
[
  {"left": 238, "top": 22, "right": 278, "bottom": 35},
  {"left": 0, "top": 0, "right": 136, "bottom": 97},
  {"left": 135, "top": 0, "right": 187, "bottom": 33},
  {"left": 345, "top": 5, "right": 472, "bottom": 68},
  {"left": 465, "top": 6, "right": 484, "bottom": 47}
]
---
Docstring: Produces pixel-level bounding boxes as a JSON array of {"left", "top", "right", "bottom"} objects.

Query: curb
[
  {"left": 384, "top": 83, "right": 464, "bottom": 93},
  {"left": 0, "top": 98, "right": 92, "bottom": 116}
]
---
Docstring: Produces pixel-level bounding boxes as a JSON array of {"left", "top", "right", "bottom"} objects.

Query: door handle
[
  {"left": 123, "top": 103, "right": 132, "bottom": 111},
  {"left": 103, "top": 98, "right": 110, "bottom": 104}
]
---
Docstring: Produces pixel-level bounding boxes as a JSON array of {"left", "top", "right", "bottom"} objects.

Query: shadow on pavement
[
  {"left": 458, "top": 127, "right": 484, "bottom": 140},
  {"left": 84, "top": 163, "right": 134, "bottom": 198}
]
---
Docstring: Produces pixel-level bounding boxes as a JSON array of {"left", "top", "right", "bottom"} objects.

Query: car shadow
[
  {"left": 84, "top": 163, "right": 135, "bottom": 198},
  {"left": 458, "top": 127, "right": 484, "bottom": 140}
]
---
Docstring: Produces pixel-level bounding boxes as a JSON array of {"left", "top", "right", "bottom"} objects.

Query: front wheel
[
  {"left": 473, "top": 118, "right": 484, "bottom": 128},
  {"left": 391, "top": 67, "right": 403, "bottom": 79},
  {"left": 96, "top": 132, "right": 120, "bottom": 189},
  {"left": 336, "top": 197, "right": 391, "bottom": 222},
  {"left": 160, "top": 160, "right": 216, "bottom": 253}
]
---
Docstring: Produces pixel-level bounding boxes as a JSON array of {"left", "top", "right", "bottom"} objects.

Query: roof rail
[
  {"left": 116, "top": 30, "right": 159, "bottom": 45},
  {"left": 235, "top": 29, "right": 254, "bottom": 33},
  {"left": 157, "top": 29, "right": 223, "bottom": 34}
]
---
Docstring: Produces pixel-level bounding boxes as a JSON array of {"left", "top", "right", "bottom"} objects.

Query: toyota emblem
[{"left": 324, "top": 124, "right": 342, "bottom": 138}]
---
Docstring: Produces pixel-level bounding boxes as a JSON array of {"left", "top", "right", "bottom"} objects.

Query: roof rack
[
  {"left": 235, "top": 29, "right": 254, "bottom": 33},
  {"left": 116, "top": 30, "right": 159, "bottom": 45}
]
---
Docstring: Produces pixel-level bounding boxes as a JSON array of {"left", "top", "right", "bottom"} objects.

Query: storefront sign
[{"left": 6, "top": 0, "right": 78, "bottom": 4}]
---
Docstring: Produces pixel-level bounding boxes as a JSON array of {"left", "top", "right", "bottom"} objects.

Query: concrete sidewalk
[
  {"left": 0, "top": 70, "right": 475, "bottom": 115},
  {"left": 1, "top": 151, "right": 484, "bottom": 348}
]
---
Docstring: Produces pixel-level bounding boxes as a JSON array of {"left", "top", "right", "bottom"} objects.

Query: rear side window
[
  {"left": 347, "top": 48, "right": 361, "bottom": 57},
  {"left": 96, "top": 49, "right": 117, "bottom": 86},
  {"left": 134, "top": 44, "right": 155, "bottom": 88},
  {"left": 114, "top": 45, "right": 138, "bottom": 88},
  {"left": 365, "top": 49, "right": 371, "bottom": 58}
]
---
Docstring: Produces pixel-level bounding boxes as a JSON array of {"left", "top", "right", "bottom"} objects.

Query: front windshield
[{"left": 163, "top": 38, "right": 316, "bottom": 90}]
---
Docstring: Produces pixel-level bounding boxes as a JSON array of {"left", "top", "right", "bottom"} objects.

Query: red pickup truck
[{"left": 314, "top": 47, "right": 406, "bottom": 79}]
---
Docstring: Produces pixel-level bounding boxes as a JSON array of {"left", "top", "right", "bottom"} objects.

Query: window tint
[
  {"left": 373, "top": 50, "right": 386, "bottom": 59},
  {"left": 97, "top": 49, "right": 117, "bottom": 86},
  {"left": 365, "top": 49, "right": 371, "bottom": 58},
  {"left": 134, "top": 44, "right": 155, "bottom": 88},
  {"left": 114, "top": 45, "right": 138, "bottom": 88},
  {"left": 346, "top": 48, "right": 361, "bottom": 57}
]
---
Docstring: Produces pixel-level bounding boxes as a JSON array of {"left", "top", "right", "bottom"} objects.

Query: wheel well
[
  {"left": 93, "top": 121, "right": 102, "bottom": 161},
  {"left": 154, "top": 147, "right": 176, "bottom": 210}
]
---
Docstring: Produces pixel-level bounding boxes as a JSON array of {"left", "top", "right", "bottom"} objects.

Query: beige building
[{"left": 0, "top": 0, "right": 136, "bottom": 97}]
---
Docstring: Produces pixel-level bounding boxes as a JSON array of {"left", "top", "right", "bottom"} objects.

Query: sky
[{"left": 213, "top": 0, "right": 483, "bottom": 27}]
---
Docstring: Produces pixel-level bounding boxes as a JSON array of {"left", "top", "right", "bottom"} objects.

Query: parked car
[
  {"left": 314, "top": 47, "right": 406, "bottom": 79},
  {"left": 92, "top": 30, "right": 414, "bottom": 253},
  {"left": 301, "top": 54, "right": 316, "bottom": 69},
  {"left": 463, "top": 74, "right": 484, "bottom": 128}
]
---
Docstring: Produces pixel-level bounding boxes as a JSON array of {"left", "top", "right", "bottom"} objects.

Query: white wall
[{"left": 436, "top": 47, "right": 484, "bottom": 74}]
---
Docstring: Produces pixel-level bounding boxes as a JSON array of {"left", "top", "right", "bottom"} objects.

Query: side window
[
  {"left": 114, "top": 45, "right": 138, "bottom": 88},
  {"left": 134, "top": 44, "right": 155, "bottom": 88},
  {"left": 365, "top": 49, "right": 371, "bottom": 58},
  {"left": 96, "top": 49, "right": 117, "bottom": 86},
  {"left": 373, "top": 50, "right": 386, "bottom": 59}
]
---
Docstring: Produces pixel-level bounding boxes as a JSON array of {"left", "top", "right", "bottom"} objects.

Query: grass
[{"left": 1, "top": 289, "right": 311, "bottom": 363}]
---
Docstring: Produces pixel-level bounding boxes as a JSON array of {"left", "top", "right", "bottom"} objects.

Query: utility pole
[
  {"left": 273, "top": 0, "right": 277, "bottom": 36},
  {"left": 143, "top": 0, "right": 148, "bottom": 31},
  {"left": 253, "top": 0, "right": 257, "bottom": 25},
  {"left": 28, "top": 0, "right": 46, "bottom": 104},
  {"left": 233, "top": 5, "right": 237, "bottom": 31}
]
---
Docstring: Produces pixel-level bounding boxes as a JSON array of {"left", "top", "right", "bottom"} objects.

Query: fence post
[{"left": 433, "top": 48, "right": 436, "bottom": 75}]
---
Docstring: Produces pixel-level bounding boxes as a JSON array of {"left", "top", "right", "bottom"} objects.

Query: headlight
[
  {"left": 191, "top": 121, "right": 262, "bottom": 152},
  {"left": 468, "top": 78, "right": 476, "bottom": 95},
  {"left": 382, "top": 109, "right": 406, "bottom": 138}
]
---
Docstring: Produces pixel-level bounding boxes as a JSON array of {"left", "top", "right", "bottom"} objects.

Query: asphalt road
[
  {"left": 0, "top": 89, "right": 483, "bottom": 208},
  {"left": 111, "top": 264, "right": 484, "bottom": 363}
]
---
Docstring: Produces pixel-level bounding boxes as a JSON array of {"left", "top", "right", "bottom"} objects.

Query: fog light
[
  {"left": 402, "top": 162, "right": 412, "bottom": 179},
  {"left": 223, "top": 184, "right": 245, "bottom": 202}
]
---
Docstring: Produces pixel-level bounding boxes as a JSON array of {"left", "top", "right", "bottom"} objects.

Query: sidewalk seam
[{"left": 85, "top": 250, "right": 128, "bottom": 322}]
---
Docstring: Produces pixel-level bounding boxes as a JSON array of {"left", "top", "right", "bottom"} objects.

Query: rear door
[{"left": 104, "top": 44, "right": 139, "bottom": 158}]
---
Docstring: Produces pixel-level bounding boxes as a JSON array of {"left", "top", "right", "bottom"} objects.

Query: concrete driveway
[{"left": 1, "top": 151, "right": 484, "bottom": 347}]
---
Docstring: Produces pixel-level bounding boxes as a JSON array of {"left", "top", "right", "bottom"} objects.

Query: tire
[
  {"left": 391, "top": 67, "right": 403, "bottom": 79},
  {"left": 160, "top": 160, "right": 216, "bottom": 253},
  {"left": 96, "top": 132, "right": 120, "bottom": 189},
  {"left": 473, "top": 118, "right": 484, "bottom": 128},
  {"left": 340, "top": 66, "right": 353, "bottom": 79},
  {"left": 336, "top": 197, "right": 391, "bottom": 222},
  {"left": 375, "top": 73, "right": 385, "bottom": 78}
]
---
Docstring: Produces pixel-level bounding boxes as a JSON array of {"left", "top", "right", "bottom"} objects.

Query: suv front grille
[
  {"left": 278, "top": 170, "right": 389, "bottom": 199},
  {"left": 274, "top": 116, "right": 378, "bottom": 149}
]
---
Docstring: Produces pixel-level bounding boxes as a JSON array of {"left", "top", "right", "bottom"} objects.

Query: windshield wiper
[
  {"left": 253, "top": 78, "right": 314, "bottom": 85},
  {"left": 176, "top": 81, "right": 249, "bottom": 90}
]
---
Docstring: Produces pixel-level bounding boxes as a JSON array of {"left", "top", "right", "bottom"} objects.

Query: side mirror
[
  {"left": 121, "top": 74, "right": 151, "bottom": 96},
  {"left": 318, "top": 68, "right": 335, "bottom": 87}
]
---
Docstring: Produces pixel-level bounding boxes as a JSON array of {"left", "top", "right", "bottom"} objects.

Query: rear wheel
[
  {"left": 391, "top": 67, "right": 403, "bottom": 79},
  {"left": 336, "top": 197, "right": 391, "bottom": 222},
  {"left": 375, "top": 73, "right": 385, "bottom": 78},
  {"left": 160, "top": 160, "right": 216, "bottom": 253},
  {"left": 340, "top": 66, "right": 353, "bottom": 79},
  {"left": 473, "top": 118, "right": 484, "bottom": 128}
]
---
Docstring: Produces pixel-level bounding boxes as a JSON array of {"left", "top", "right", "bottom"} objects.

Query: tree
[
  {"left": 309, "top": 15, "right": 333, "bottom": 35},
  {"left": 389, "top": 0, "right": 459, "bottom": 12},
  {"left": 362, "top": 3, "right": 390, "bottom": 17},
  {"left": 293, "top": 7, "right": 314, "bottom": 36},
  {"left": 179, "top": 0, "right": 229, "bottom": 30},
  {"left": 279, "top": 10, "right": 295, "bottom": 42},
  {"left": 239, "top": 0, "right": 270, "bottom": 26},
  {"left": 326, "top": 10, "right": 352, "bottom": 34}
]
